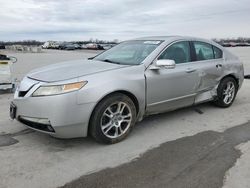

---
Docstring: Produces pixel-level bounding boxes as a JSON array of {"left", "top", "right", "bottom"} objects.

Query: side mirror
[{"left": 150, "top": 59, "right": 176, "bottom": 70}]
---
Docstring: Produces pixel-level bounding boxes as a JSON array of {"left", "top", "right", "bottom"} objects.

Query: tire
[
  {"left": 213, "top": 77, "right": 238, "bottom": 108},
  {"left": 89, "top": 93, "right": 137, "bottom": 144}
]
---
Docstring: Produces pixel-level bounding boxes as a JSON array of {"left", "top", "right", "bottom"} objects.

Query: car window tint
[
  {"left": 158, "top": 41, "right": 191, "bottom": 64},
  {"left": 193, "top": 41, "right": 214, "bottom": 61},
  {"left": 213, "top": 46, "right": 223, "bottom": 59}
]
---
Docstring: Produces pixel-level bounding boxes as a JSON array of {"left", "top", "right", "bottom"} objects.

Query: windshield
[{"left": 93, "top": 40, "right": 162, "bottom": 65}]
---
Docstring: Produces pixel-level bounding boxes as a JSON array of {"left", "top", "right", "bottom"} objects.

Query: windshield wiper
[{"left": 102, "top": 59, "right": 121, "bottom": 65}]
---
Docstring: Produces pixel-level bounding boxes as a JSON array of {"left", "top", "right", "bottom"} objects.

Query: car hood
[{"left": 27, "top": 59, "right": 128, "bottom": 82}]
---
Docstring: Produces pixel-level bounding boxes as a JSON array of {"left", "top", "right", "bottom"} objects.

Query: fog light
[
  {"left": 18, "top": 116, "right": 55, "bottom": 133},
  {"left": 20, "top": 116, "right": 50, "bottom": 125},
  {"left": 47, "top": 125, "right": 54, "bottom": 132}
]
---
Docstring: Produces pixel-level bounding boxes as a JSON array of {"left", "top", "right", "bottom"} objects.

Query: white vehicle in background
[
  {"left": 42, "top": 41, "right": 58, "bottom": 49},
  {"left": 0, "top": 54, "right": 17, "bottom": 91},
  {"left": 81, "top": 44, "right": 88, "bottom": 49},
  {"left": 41, "top": 41, "right": 50, "bottom": 49},
  {"left": 50, "top": 42, "right": 60, "bottom": 49},
  {"left": 102, "top": 44, "right": 113, "bottom": 50},
  {"left": 73, "top": 43, "right": 81, "bottom": 49},
  {"left": 86, "top": 43, "right": 99, "bottom": 49}
]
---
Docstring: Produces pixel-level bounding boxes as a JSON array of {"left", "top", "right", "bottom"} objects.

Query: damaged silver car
[{"left": 10, "top": 36, "right": 244, "bottom": 144}]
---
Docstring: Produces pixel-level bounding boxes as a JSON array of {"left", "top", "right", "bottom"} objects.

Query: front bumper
[{"left": 12, "top": 90, "right": 96, "bottom": 138}]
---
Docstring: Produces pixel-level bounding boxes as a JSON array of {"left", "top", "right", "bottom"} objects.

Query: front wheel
[
  {"left": 213, "top": 77, "right": 238, "bottom": 108},
  {"left": 89, "top": 93, "right": 136, "bottom": 144}
]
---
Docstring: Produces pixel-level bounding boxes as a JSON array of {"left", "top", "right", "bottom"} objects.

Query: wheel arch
[
  {"left": 87, "top": 90, "right": 140, "bottom": 135},
  {"left": 221, "top": 74, "right": 239, "bottom": 88}
]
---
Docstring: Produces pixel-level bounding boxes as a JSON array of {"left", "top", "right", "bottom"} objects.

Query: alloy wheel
[
  {"left": 222, "top": 81, "right": 235, "bottom": 105},
  {"left": 100, "top": 102, "right": 132, "bottom": 139}
]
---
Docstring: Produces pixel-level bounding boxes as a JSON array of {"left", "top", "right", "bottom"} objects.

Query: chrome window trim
[{"left": 147, "top": 39, "right": 225, "bottom": 69}]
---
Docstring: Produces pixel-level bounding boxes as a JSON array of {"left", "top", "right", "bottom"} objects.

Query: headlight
[{"left": 32, "top": 81, "right": 87, "bottom": 97}]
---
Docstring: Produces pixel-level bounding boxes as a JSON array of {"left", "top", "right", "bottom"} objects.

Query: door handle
[
  {"left": 186, "top": 68, "right": 196, "bottom": 73},
  {"left": 216, "top": 64, "right": 223, "bottom": 68}
]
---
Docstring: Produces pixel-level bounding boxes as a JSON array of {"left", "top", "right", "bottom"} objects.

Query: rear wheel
[
  {"left": 90, "top": 93, "right": 136, "bottom": 144},
  {"left": 213, "top": 77, "right": 238, "bottom": 108}
]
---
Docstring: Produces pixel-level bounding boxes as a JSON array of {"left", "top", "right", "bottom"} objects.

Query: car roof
[
  {"left": 133, "top": 36, "right": 180, "bottom": 40},
  {"left": 131, "top": 35, "right": 222, "bottom": 48},
  {"left": 133, "top": 35, "right": 207, "bottom": 41}
]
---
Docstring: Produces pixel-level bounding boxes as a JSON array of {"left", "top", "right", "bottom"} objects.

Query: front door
[{"left": 145, "top": 41, "right": 200, "bottom": 115}]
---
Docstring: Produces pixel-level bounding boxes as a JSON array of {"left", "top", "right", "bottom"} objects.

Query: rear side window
[
  {"left": 213, "top": 46, "right": 223, "bottom": 59},
  {"left": 193, "top": 42, "right": 214, "bottom": 61},
  {"left": 158, "top": 41, "right": 191, "bottom": 64}
]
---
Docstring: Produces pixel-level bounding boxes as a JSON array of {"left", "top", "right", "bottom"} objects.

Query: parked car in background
[
  {"left": 64, "top": 43, "right": 76, "bottom": 50},
  {"left": 11, "top": 36, "right": 244, "bottom": 144},
  {"left": 42, "top": 41, "right": 60, "bottom": 49},
  {"left": 86, "top": 43, "right": 98, "bottom": 49},
  {"left": 50, "top": 42, "right": 60, "bottom": 49},
  {"left": 58, "top": 42, "right": 68, "bottom": 50},
  {"left": 81, "top": 44, "right": 88, "bottom": 49},
  {"left": 97, "top": 44, "right": 104, "bottom": 50},
  {"left": 59, "top": 43, "right": 81, "bottom": 50},
  {"left": 73, "top": 43, "right": 81, "bottom": 49},
  {"left": 0, "top": 54, "right": 9, "bottom": 60},
  {"left": 0, "top": 54, "right": 17, "bottom": 91},
  {"left": 0, "top": 44, "right": 5, "bottom": 49},
  {"left": 85, "top": 43, "right": 103, "bottom": 50},
  {"left": 102, "top": 44, "right": 113, "bottom": 50}
]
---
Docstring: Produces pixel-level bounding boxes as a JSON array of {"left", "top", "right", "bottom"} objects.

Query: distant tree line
[
  {"left": 0, "top": 40, "right": 43, "bottom": 46},
  {"left": 0, "top": 39, "right": 119, "bottom": 46},
  {"left": 212, "top": 37, "right": 250, "bottom": 47},
  {"left": 1, "top": 37, "right": 249, "bottom": 47},
  {"left": 212, "top": 37, "right": 250, "bottom": 43}
]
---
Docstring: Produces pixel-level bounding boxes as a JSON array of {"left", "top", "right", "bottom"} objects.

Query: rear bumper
[{"left": 12, "top": 91, "right": 96, "bottom": 138}]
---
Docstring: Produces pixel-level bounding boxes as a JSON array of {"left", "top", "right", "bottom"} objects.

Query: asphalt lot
[
  {"left": 0, "top": 48, "right": 250, "bottom": 188},
  {"left": 62, "top": 122, "right": 250, "bottom": 188}
]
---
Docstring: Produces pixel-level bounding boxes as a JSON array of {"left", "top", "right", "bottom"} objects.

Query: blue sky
[{"left": 0, "top": 0, "right": 249, "bottom": 41}]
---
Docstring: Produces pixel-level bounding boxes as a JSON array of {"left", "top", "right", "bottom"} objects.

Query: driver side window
[{"left": 158, "top": 41, "right": 191, "bottom": 64}]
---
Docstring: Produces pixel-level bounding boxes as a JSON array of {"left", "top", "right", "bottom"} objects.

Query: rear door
[{"left": 191, "top": 41, "right": 224, "bottom": 92}]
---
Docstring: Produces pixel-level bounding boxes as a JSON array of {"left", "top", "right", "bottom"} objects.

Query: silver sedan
[{"left": 10, "top": 36, "right": 244, "bottom": 144}]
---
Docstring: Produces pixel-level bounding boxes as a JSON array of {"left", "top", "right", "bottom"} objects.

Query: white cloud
[{"left": 0, "top": 0, "right": 249, "bottom": 41}]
